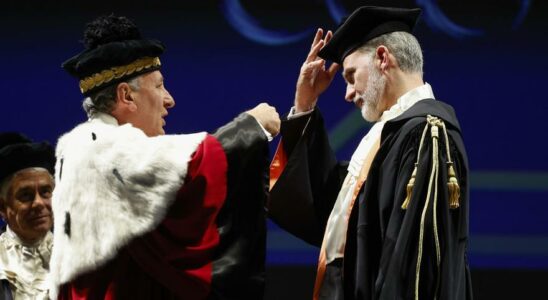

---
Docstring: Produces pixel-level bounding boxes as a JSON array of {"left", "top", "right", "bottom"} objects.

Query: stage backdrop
[{"left": 1, "top": 0, "right": 547, "bottom": 274}]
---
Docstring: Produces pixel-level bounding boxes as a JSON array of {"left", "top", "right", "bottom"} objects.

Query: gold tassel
[
  {"left": 447, "top": 163, "right": 460, "bottom": 209},
  {"left": 402, "top": 163, "right": 418, "bottom": 210}
]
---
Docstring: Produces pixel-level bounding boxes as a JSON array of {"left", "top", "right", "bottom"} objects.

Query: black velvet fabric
[
  {"left": 62, "top": 39, "right": 165, "bottom": 79},
  {"left": 269, "top": 109, "right": 347, "bottom": 247},
  {"left": 61, "top": 15, "right": 165, "bottom": 96},
  {"left": 210, "top": 113, "right": 269, "bottom": 300},
  {"left": 0, "top": 132, "right": 55, "bottom": 182},
  {"left": 318, "top": 6, "right": 421, "bottom": 64},
  {"left": 1, "top": 279, "right": 13, "bottom": 300}
]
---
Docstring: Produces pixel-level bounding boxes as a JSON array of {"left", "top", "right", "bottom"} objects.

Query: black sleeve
[
  {"left": 1, "top": 280, "right": 13, "bottom": 300},
  {"left": 268, "top": 108, "right": 348, "bottom": 247},
  {"left": 376, "top": 120, "right": 471, "bottom": 300},
  {"left": 213, "top": 112, "right": 269, "bottom": 197},
  {"left": 210, "top": 112, "right": 270, "bottom": 300}
]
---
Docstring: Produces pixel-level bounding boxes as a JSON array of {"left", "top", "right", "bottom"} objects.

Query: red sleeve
[
  {"left": 131, "top": 134, "right": 228, "bottom": 297},
  {"left": 59, "top": 134, "right": 229, "bottom": 300}
]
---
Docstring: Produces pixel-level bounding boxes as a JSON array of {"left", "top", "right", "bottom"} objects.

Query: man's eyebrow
[
  {"left": 14, "top": 186, "right": 34, "bottom": 195},
  {"left": 342, "top": 68, "right": 355, "bottom": 80}
]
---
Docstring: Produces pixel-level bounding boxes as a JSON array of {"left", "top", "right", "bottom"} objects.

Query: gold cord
[
  {"left": 79, "top": 57, "right": 161, "bottom": 94},
  {"left": 402, "top": 123, "right": 429, "bottom": 210},
  {"left": 414, "top": 116, "right": 442, "bottom": 300}
]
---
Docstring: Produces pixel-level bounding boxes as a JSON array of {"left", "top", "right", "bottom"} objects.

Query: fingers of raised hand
[
  {"left": 324, "top": 30, "right": 333, "bottom": 44},
  {"left": 310, "top": 28, "right": 324, "bottom": 51},
  {"left": 327, "top": 62, "right": 340, "bottom": 78},
  {"left": 306, "top": 39, "right": 325, "bottom": 63},
  {"left": 301, "top": 60, "right": 325, "bottom": 77}
]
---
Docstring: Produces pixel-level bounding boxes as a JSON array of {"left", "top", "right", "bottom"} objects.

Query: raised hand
[
  {"left": 294, "top": 28, "right": 340, "bottom": 113},
  {"left": 246, "top": 102, "right": 281, "bottom": 137}
]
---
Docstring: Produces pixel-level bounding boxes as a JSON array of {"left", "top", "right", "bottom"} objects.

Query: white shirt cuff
[
  {"left": 287, "top": 106, "right": 314, "bottom": 119},
  {"left": 254, "top": 119, "right": 273, "bottom": 142}
]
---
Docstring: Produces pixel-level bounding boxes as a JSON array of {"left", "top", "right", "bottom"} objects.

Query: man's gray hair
[
  {"left": 356, "top": 31, "right": 423, "bottom": 74},
  {"left": 82, "top": 76, "right": 141, "bottom": 118},
  {"left": 0, "top": 168, "right": 55, "bottom": 201}
]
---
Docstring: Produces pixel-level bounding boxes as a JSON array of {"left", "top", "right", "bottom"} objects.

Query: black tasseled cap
[
  {"left": 0, "top": 132, "right": 55, "bottom": 183},
  {"left": 62, "top": 15, "right": 165, "bottom": 96},
  {"left": 318, "top": 6, "right": 421, "bottom": 64}
]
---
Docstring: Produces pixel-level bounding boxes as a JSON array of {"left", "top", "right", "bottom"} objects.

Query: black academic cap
[
  {"left": 318, "top": 6, "right": 421, "bottom": 64},
  {"left": 0, "top": 132, "right": 55, "bottom": 183},
  {"left": 62, "top": 15, "right": 165, "bottom": 96}
]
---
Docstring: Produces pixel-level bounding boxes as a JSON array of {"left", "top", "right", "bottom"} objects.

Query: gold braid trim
[
  {"left": 401, "top": 115, "right": 458, "bottom": 299},
  {"left": 441, "top": 122, "right": 461, "bottom": 209},
  {"left": 402, "top": 122, "right": 429, "bottom": 210},
  {"left": 79, "top": 57, "right": 161, "bottom": 94},
  {"left": 415, "top": 115, "right": 443, "bottom": 300}
]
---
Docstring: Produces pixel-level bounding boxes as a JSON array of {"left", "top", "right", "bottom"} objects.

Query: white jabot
[
  {"left": 324, "top": 83, "right": 435, "bottom": 264},
  {"left": 0, "top": 227, "right": 52, "bottom": 299},
  {"left": 90, "top": 112, "right": 119, "bottom": 126}
]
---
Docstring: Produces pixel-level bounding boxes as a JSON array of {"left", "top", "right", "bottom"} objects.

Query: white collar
[
  {"left": 89, "top": 112, "right": 119, "bottom": 126},
  {"left": 5, "top": 225, "right": 47, "bottom": 248},
  {"left": 379, "top": 83, "right": 435, "bottom": 122},
  {"left": 348, "top": 83, "right": 435, "bottom": 177}
]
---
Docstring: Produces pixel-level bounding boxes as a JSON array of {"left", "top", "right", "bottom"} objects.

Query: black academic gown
[
  {"left": 210, "top": 113, "right": 269, "bottom": 300},
  {"left": 269, "top": 99, "right": 472, "bottom": 300}
]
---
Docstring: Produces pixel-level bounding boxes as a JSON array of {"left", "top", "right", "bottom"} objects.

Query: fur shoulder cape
[{"left": 49, "top": 114, "right": 207, "bottom": 297}]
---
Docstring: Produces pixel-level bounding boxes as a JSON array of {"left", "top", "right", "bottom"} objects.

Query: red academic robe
[{"left": 58, "top": 134, "right": 227, "bottom": 299}]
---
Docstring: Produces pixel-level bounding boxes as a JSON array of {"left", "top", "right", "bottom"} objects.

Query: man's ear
[
  {"left": 116, "top": 82, "right": 137, "bottom": 112},
  {"left": 375, "top": 45, "right": 392, "bottom": 73}
]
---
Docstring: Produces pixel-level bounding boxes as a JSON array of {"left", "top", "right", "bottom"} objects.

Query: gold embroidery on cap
[{"left": 79, "top": 57, "right": 161, "bottom": 94}]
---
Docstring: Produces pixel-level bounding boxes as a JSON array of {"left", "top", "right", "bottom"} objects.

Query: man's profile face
[
  {"left": 2, "top": 168, "right": 54, "bottom": 243},
  {"left": 128, "top": 71, "right": 176, "bottom": 137},
  {"left": 342, "top": 50, "right": 386, "bottom": 122}
]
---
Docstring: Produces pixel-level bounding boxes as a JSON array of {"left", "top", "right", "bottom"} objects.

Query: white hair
[
  {"left": 0, "top": 168, "right": 54, "bottom": 201},
  {"left": 356, "top": 31, "right": 423, "bottom": 74},
  {"left": 82, "top": 76, "right": 141, "bottom": 118}
]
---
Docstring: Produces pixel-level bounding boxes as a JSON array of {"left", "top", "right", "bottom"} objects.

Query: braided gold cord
[{"left": 79, "top": 57, "right": 161, "bottom": 93}]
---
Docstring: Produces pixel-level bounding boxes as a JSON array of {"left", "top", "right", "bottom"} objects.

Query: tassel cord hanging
[
  {"left": 441, "top": 122, "right": 461, "bottom": 209},
  {"left": 401, "top": 123, "right": 430, "bottom": 210},
  {"left": 414, "top": 117, "right": 443, "bottom": 300}
]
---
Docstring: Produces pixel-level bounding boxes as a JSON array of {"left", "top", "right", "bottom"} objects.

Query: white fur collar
[{"left": 48, "top": 114, "right": 206, "bottom": 297}]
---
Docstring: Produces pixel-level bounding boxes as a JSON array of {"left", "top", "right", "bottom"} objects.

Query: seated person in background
[{"left": 0, "top": 132, "right": 55, "bottom": 300}]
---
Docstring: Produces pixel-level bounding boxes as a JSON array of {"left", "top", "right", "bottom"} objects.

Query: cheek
[
  {"left": 354, "top": 73, "right": 368, "bottom": 90},
  {"left": 43, "top": 200, "right": 52, "bottom": 212},
  {"left": 10, "top": 207, "right": 28, "bottom": 226}
]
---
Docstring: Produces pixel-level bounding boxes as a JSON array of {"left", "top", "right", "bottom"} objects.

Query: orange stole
[
  {"left": 313, "top": 137, "right": 380, "bottom": 300},
  {"left": 269, "top": 140, "right": 288, "bottom": 190}
]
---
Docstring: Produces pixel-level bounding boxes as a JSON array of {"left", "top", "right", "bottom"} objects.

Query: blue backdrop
[{"left": 1, "top": 0, "right": 547, "bottom": 269}]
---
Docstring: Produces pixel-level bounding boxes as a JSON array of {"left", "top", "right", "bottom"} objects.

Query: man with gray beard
[{"left": 268, "top": 6, "right": 471, "bottom": 300}]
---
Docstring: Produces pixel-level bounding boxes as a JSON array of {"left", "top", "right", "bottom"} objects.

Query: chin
[
  {"left": 30, "top": 219, "right": 52, "bottom": 230},
  {"left": 361, "top": 107, "right": 381, "bottom": 123}
]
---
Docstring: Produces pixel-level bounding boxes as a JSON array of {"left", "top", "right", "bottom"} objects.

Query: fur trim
[{"left": 48, "top": 115, "right": 206, "bottom": 297}]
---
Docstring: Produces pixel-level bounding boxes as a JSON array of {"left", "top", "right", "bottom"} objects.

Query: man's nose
[
  {"left": 32, "top": 192, "right": 47, "bottom": 208},
  {"left": 164, "top": 91, "right": 175, "bottom": 108},
  {"left": 345, "top": 84, "right": 356, "bottom": 102}
]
